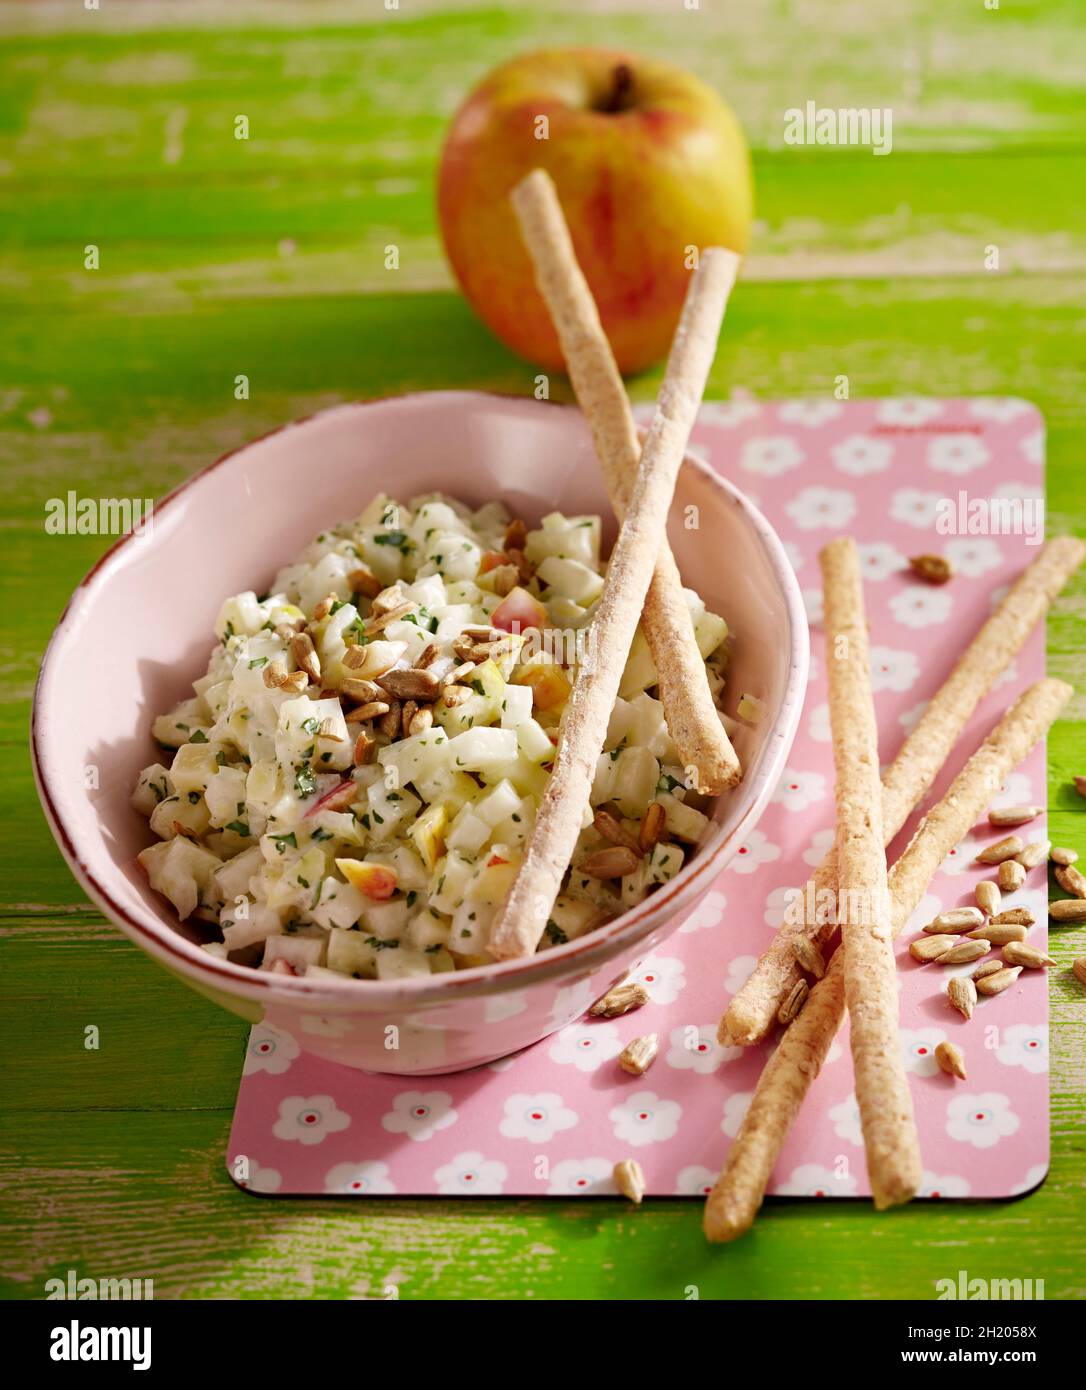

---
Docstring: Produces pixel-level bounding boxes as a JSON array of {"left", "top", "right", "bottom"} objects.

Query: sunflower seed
[
  {"left": 346, "top": 564, "right": 382, "bottom": 599},
  {"left": 1015, "top": 840, "right": 1050, "bottom": 870},
  {"left": 277, "top": 670, "right": 308, "bottom": 694},
  {"left": 377, "top": 667, "right": 441, "bottom": 702},
  {"left": 975, "top": 966, "right": 1023, "bottom": 996},
  {"left": 378, "top": 700, "right": 402, "bottom": 738},
  {"left": 938, "top": 938, "right": 991, "bottom": 965},
  {"left": 311, "top": 592, "right": 338, "bottom": 622},
  {"left": 341, "top": 676, "right": 385, "bottom": 703},
  {"left": 263, "top": 661, "right": 288, "bottom": 689},
  {"left": 997, "top": 859, "right": 1027, "bottom": 891},
  {"left": 1050, "top": 846, "right": 1079, "bottom": 867},
  {"left": 441, "top": 684, "right": 472, "bottom": 707},
  {"left": 1051, "top": 898, "right": 1086, "bottom": 923},
  {"left": 990, "top": 907, "right": 1035, "bottom": 927},
  {"left": 1001, "top": 942, "right": 1055, "bottom": 969},
  {"left": 975, "top": 880, "right": 1001, "bottom": 916},
  {"left": 971, "top": 920, "right": 1027, "bottom": 945},
  {"left": 935, "top": 1040, "right": 967, "bottom": 1080},
  {"left": 1072, "top": 958, "right": 1086, "bottom": 988},
  {"left": 778, "top": 978, "right": 810, "bottom": 1025},
  {"left": 924, "top": 907, "right": 984, "bottom": 934},
  {"left": 316, "top": 717, "right": 344, "bottom": 742},
  {"left": 947, "top": 975, "right": 977, "bottom": 1020},
  {"left": 290, "top": 631, "right": 321, "bottom": 683},
  {"left": 581, "top": 846, "right": 641, "bottom": 880},
  {"left": 908, "top": 553, "right": 953, "bottom": 585},
  {"left": 345, "top": 700, "right": 389, "bottom": 723},
  {"left": 1073, "top": 776, "right": 1086, "bottom": 799},
  {"left": 364, "top": 601, "right": 415, "bottom": 636},
  {"left": 371, "top": 584, "right": 407, "bottom": 615},
  {"left": 1055, "top": 862, "right": 1086, "bottom": 899},
  {"left": 638, "top": 802, "right": 666, "bottom": 854},
  {"left": 976, "top": 835, "right": 1025, "bottom": 865},
  {"left": 618, "top": 1034, "right": 659, "bottom": 1076},
  {"left": 593, "top": 808, "right": 643, "bottom": 855},
  {"left": 909, "top": 934, "right": 958, "bottom": 963},
  {"left": 407, "top": 705, "right": 433, "bottom": 737},
  {"left": 352, "top": 730, "right": 374, "bottom": 766},
  {"left": 612, "top": 1157, "right": 645, "bottom": 1205},
  {"left": 988, "top": 804, "right": 1042, "bottom": 828},
  {"left": 792, "top": 934, "right": 826, "bottom": 979},
  {"left": 415, "top": 643, "right": 440, "bottom": 670},
  {"left": 589, "top": 981, "right": 649, "bottom": 1018},
  {"left": 972, "top": 960, "right": 1005, "bottom": 981},
  {"left": 341, "top": 645, "right": 372, "bottom": 671}
]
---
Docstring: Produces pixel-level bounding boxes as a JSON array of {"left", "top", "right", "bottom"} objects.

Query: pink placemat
[{"left": 228, "top": 396, "right": 1049, "bottom": 1201}]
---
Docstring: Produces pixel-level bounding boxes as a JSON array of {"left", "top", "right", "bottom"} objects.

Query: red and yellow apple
[{"left": 437, "top": 47, "right": 752, "bottom": 375}]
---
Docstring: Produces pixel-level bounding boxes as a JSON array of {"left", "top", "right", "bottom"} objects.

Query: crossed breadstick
[
  {"left": 510, "top": 169, "right": 741, "bottom": 796},
  {"left": 722, "top": 535, "right": 1085, "bottom": 1048},
  {"left": 704, "top": 676, "right": 1071, "bottom": 1240},
  {"left": 488, "top": 183, "right": 740, "bottom": 960}
]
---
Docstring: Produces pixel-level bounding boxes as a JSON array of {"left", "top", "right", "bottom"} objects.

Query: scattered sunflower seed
[
  {"left": 909, "top": 934, "right": 958, "bottom": 963},
  {"left": 971, "top": 920, "right": 1027, "bottom": 945},
  {"left": 988, "top": 804, "right": 1042, "bottom": 828},
  {"left": 938, "top": 938, "right": 991, "bottom": 965},
  {"left": 908, "top": 553, "right": 953, "bottom": 585},
  {"left": 290, "top": 631, "right": 321, "bottom": 683},
  {"left": 378, "top": 700, "right": 402, "bottom": 738},
  {"left": 590, "top": 981, "right": 649, "bottom": 1018},
  {"left": 1015, "top": 840, "right": 1050, "bottom": 870},
  {"left": 947, "top": 975, "right": 977, "bottom": 1020},
  {"left": 1050, "top": 846, "right": 1079, "bottom": 867},
  {"left": 638, "top": 802, "right": 666, "bottom": 854},
  {"left": 935, "top": 1040, "right": 967, "bottom": 1080},
  {"left": 1055, "top": 862, "right": 1086, "bottom": 899},
  {"left": 1073, "top": 776, "right": 1086, "bottom": 800},
  {"left": 613, "top": 1158, "right": 645, "bottom": 1205},
  {"left": 972, "top": 960, "right": 1005, "bottom": 981},
  {"left": 975, "top": 965, "right": 1023, "bottom": 996},
  {"left": 618, "top": 1034, "right": 659, "bottom": 1076},
  {"left": 345, "top": 699, "right": 389, "bottom": 723},
  {"left": 976, "top": 835, "right": 1025, "bottom": 865},
  {"left": 990, "top": 907, "right": 1036, "bottom": 927},
  {"left": 277, "top": 670, "right": 308, "bottom": 695},
  {"left": 997, "top": 859, "right": 1027, "bottom": 892},
  {"left": 352, "top": 731, "right": 374, "bottom": 767},
  {"left": 1001, "top": 942, "right": 1055, "bottom": 970},
  {"left": 1051, "top": 898, "right": 1086, "bottom": 923},
  {"left": 924, "top": 907, "right": 984, "bottom": 934},
  {"left": 1072, "top": 958, "right": 1086, "bottom": 988},
  {"left": 407, "top": 705, "right": 433, "bottom": 737},
  {"left": 346, "top": 564, "right": 382, "bottom": 599},
  {"left": 975, "top": 880, "right": 1001, "bottom": 916},
  {"left": 377, "top": 667, "right": 441, "bottom": 703}
]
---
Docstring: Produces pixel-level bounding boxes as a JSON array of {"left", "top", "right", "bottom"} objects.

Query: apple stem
[{"left": 599, "top": 63, "right": 635, "bottom": 114}]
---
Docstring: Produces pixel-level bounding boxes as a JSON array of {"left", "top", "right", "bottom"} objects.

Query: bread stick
[
  {"left": 510, "top": 169, "right": 741, "bottom": 794},
  {"left": 704, "top": 677, "right": 1072, "bottom": 1241},
  {"left": 487, "top": 247, "right": 739, "bottom": 960},
  {"left": 821, "top": 538, "right": 920, "bottom": 1210},
  {"left": 721, "top": 535, "right": 1085, "bottom": 1047}
]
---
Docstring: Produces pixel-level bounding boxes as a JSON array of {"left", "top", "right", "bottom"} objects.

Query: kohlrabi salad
[{"left": 134, "top": 492, "right": 731, "bottom": 980}]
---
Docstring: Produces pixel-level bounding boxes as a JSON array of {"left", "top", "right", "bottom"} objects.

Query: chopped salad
[{"left": 134, "top": 492, "right": 732, "bottom": 980}]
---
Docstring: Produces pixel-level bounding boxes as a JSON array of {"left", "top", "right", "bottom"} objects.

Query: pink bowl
[{"left": 33, "top": 392, "right": 808, "bottom": 1073}]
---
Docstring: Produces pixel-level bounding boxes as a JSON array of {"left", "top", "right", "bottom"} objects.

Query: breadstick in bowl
[
  {"left": 821, "top": 536, "right": 921, "bottom": 1211},
  {"left": 487, "top": 246, "right": 740, "bottom": 960},
  {"left": 510, "top": 169, "right": 741, "bottom": 795}
]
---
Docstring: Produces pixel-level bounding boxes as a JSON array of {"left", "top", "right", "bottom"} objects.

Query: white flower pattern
[
  {"left": 726, "top": 829, "right": 782, "bottom": 875},
  {"left": 244, "top": 1024, "right": 299, "bottom": 1076},
  {"left": 324, "top": 1161, "right": 396, "bottom": 1194},
  {"left": 610, "top": 1091, "right": 681, "bottom": 1147},
  {"left": 381, "top": 1091, "right": 458, "bottom": 1143},
  {"left": 272, "top": 1094, "right": 351, "bottom": 1146},
  {"left": 995, "top": 1024, "right": 1047, "bottom": 1075},
  {"left": 434, "top": 1151, "right": 507, "bottom": 1195},
  {"left": 946, "top": 1092, "right": 1020, "bottom": 1149},
  {"left": 548, "top": 1021, "right": 625, "bottom": 1072},
  {"left": 499, "top": 1092, "right": 578, "bottom": 1142}
]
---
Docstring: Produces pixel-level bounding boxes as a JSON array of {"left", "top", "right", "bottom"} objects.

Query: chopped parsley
[
  {"left": 189, "top": 729, "right": 208, "bottom": 744},
  {"left": 225, "top": 820, "right": 250, "bottom": 836},
  {"left": 248, "top": 657, "right": 268, "bottom": 670},
  {"left": 269, "top": 831, "right": 298, "bottom": 854}
]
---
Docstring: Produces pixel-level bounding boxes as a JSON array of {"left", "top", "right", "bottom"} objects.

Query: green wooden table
[{"left": 2, "top": 0, "right": 1084, "bottom": 1300}]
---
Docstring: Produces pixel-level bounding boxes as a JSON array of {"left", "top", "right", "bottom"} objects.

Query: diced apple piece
[
  {"left": 310, "top": 876, "right": 367, "bottom": 931},
  {"left": 131, "top": 763, "right": 174, "bottom": 817},
  {"left": 138, "top": 836, "right": 221, "bottom": 920},
  {"left": 446, "top": 803, "right": 491, "bottom": 855},
  {"left": 406, "top": 909, "right": 451, "bottom": 952},
  {"left": 410, "top": 802, "right": 447, "bottom": 872},
  {"left": 471, "top": 853, "right": 521, "bottom": 906},
  {"left": 542, "top": 894, "right": 601, "bottom": 947},
  {"left": 326, "top": 927, "right": 379, "bottom": 979},
  {"left": 149, "top": 793, "right": 211, "bottom": 842},
  {"left": 658, "top": 791, "right": 710, "bottom": 843},
  {"left": 204, "top": 766, "right": 249, "bottom": 828},
  {"left": 448, "top": 898, "right": 495, "bottom": 956},
  {"left": 344, "top": 638, "right": 407, "bottom": 681},
  {"left": 221, "top": 901, "right": 283, "bottom": 951},
  {"left": 513, "top": 661, "right": 571, "bottom": 712},
  {"left": 491, "top": 585, "right": 548, "bottom": 634},
  {"left": 335, "top": 858, "right": 397, "bottom": 900},
  {"left": 536, "top": 555, "right": 604, "bottom": 605},
  {"left": 429, "top": 850, "right": 476, "bottom": 915},
  {"left": 608, "top": 746, "right": 661, "bottom": 818},
  {"left": 446, "top": 726, "right": 518, "bottom": 775},
  {"left": 516, "top": 717, "right": 555, "bottom": 765},
  {"left": 376, "top": 945, "right": 433, "bottom": 980},
  {"left": 364, "top": 782, "right": 420, "bottom": 840},
  {"left": 618, "top": 625, "right": 657, "bottom": 698},
  {"left": 212, "top": 845, "right": 264, "bottom": 904},
  {"left": 524, "top": 512, "right": 600, "bottom": 568},
  {"left": 215, "top": 590, "right": 266, "bottom": 641},
  {"left": 499, "top": 683, "right": 534, "bottom": 729},
  {"left": 360, "top": 897, "right": 410, "bottom": 941},
  {"left": 647, "top": 840, "right": 685, "bottom": 885},
  {"left": 263, "top": 933, "right": 327, "bottom": 972},
  {"left": 169, "top": 741, "right": 221, "bottom": 795},
  {"left": 694, "top": 608, "right": 728, "bottom": 659}
]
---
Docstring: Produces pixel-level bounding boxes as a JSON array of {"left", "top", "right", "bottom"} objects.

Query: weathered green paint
[{"left": 1, "top": 0, "right": 1084, "bottom": 1300}]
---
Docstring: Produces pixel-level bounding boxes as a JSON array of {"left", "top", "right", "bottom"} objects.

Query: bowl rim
[{"left": 32, "top": 389, "right": 809, "bottom": 1007}]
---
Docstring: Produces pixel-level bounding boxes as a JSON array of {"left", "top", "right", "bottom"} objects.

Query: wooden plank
[{"left": 1, "top": 1108, "right": 1084, "bottom": 1301}]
